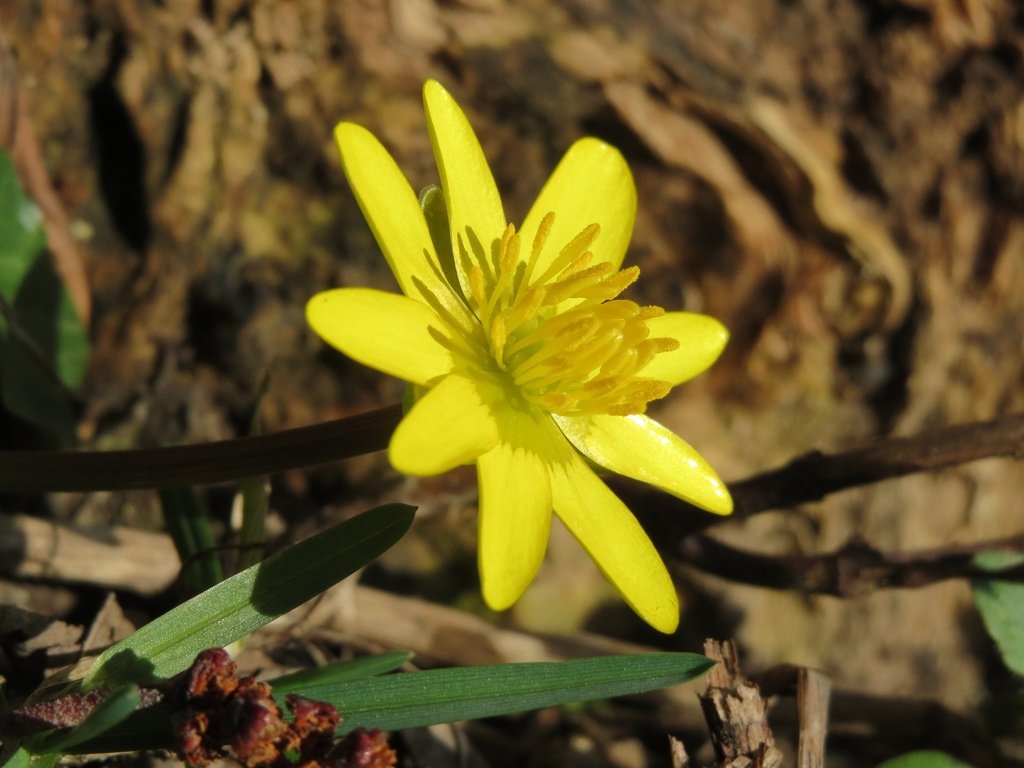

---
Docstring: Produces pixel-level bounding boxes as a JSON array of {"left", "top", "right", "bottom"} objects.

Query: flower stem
[{"left": 0, "top": 405, "right": 403, "bottom": 492}]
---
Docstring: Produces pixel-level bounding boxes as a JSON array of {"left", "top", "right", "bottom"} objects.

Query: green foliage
[
  {"left": 235, "top": 382, "right": 271, "bottom": 572},
  {"left": 0, "top": 749, "right": 57, "bottom": 768},
  {"left": 236, "top": 475, "right": 270, "bottom": 571},
  {"left": 0, "top": 748, "right": 32, "bottom": 768},
  {"left": 972, "top": 551, "right": 1024, "bottom": 676},
  {"left": 0, "top": 148, "right": 89, "bottom": 444},
  {"left": 306, "top": 652, "right": 715, "bottom": 734},
  {"left": 69, "top": 652, "right": 715, "bottom": 754},
  {"left": 159, "top": 487, "right": 224, "bottom": 591},
  {"left": 876, "top": 750, "right": 975, "bottom": 768},
  {"left": 83, "top": 504, "right": 415, "bottom": 689},
  {"left": 268, "top": 651, "right": 412, "bottom": 693}
]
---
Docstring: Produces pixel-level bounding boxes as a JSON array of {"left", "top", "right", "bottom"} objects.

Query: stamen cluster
[{"left": 463, "top": 212, "right": 678, "bottom": 416}]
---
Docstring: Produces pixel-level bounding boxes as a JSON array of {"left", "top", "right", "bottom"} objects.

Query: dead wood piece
[
  {"left": 796, "top": 668, "right": 831, "bottom": 768},
  {"left": 668, "top": 735, "right": 689, "bottom": 768},
  {"left": 80, "top": 592, "right": 135, "bottom": 654},
  {"left": 0, "top": 513, "right": 180, "bottom": 595},
  {"left": 698, "top": 640, "right": 783, "bottom": 768}
]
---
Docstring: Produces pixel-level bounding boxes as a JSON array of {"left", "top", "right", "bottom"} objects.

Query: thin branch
[
  {"left": 0, "top": 405, "right": 402, "bottom": 491},
  {"left": 673, "top": 533, "right": 1024, "bottom": 595},
  {"left": 729, "top": 412, "right": 1024, "bottom": 514}
]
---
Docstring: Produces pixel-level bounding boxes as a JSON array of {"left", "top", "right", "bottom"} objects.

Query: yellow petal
[
  {"left": 389, "top": 373, "right": 500, "bottom": 475},
  {"left": 518, "top": 138, "right": 636, "bottom": 274},
  {"left": 553, "top": 413, "right": 733, "bottom": 515},
  {"left": 334, "top": 122, "right": 463, "bottom": 316},
  {"left": 423, "top": 80, "right": 506, "bottom": 297},
  {"left": 640, "top": 312, "right": 729, "bottom": 385},
  {"left": 544, "top": 425, "right": 679, "bottom": 633},
  {"left": 477, "top": 411, "right": 553, "bottom": 611},
  {"left": 306, "top": 288, "right": 454, "bottom": 386}
]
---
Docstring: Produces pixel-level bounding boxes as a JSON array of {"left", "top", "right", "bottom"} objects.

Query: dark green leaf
[
  {"left": 305, "top": 653, "right": 715, "bottom": 734},
  {"left": 0, "top": 148, "right": 88, "bottom": 443},
  {"left": 972, "top": 550, "right": 1024, "bottom": 676},
  {"left": 70, "top": 653, "right": 713, "bottom": 755},
  {"left": 0, "top": 150, "right": 46, "bottom": 296},
  {"left": 0, "top": 330, "right": 76, "bottom": 443},
  {"left": 83, "top": 504, "right": 415, "bottom": 688},
  {"left": 10, "top": 251, "right": 88, "bottom": 389}
]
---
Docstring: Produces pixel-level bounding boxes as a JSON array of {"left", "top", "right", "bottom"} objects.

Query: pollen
[{"left": 463, "top": 212, "right": 678, "bottom": 416}]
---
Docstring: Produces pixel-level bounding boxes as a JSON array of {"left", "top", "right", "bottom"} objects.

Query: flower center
[{"left": 464, "top": 212, "right": 678, "bottom": 416}]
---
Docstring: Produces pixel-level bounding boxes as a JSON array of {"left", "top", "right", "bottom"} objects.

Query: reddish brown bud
[
  {"left": 184, "top": 648, "right": 240, "bottom": 703},
  {"left": 332, "top": 728, "right": 397, "bottom": 768},
  {"left": 178, "top": 711, "right": 217, "bottom": 766},
  {"left": 171, "top": 649, "right": 395, "bottom": 768},
  {"left": 282, "top": 694, "right": 342, "bottom": 763}
]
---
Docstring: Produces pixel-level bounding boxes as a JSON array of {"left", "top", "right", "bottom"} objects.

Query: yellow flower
[{"left": 307, "top": 80, "right": 732, "bottom": 633}]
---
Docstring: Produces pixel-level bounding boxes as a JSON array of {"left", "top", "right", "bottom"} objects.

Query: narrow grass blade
[
  {"left": 268, "top": 651, "right": 412, "bottom": 694},
  {"left": 235, "top": 378, "right": 270, "bottom": 573},
  {"left": 304, "top": 653, "right": 715, "bottom": 733},
  {"left": 69, "top": 652, "right": 711, "bottom": 755},
  {"left": 160, "top": 487, "right": 223, "bottom": 591},
  {"left": 82, "top": 504, "right": 415, "bottom": 689},
  {"left": 235, "top": 476, "right": 269, "bottom": 572}
]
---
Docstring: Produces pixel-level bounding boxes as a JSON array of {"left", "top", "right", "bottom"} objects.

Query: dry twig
[{"left": 673, "top": 533, "right": 1024, "bottom": 595}]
